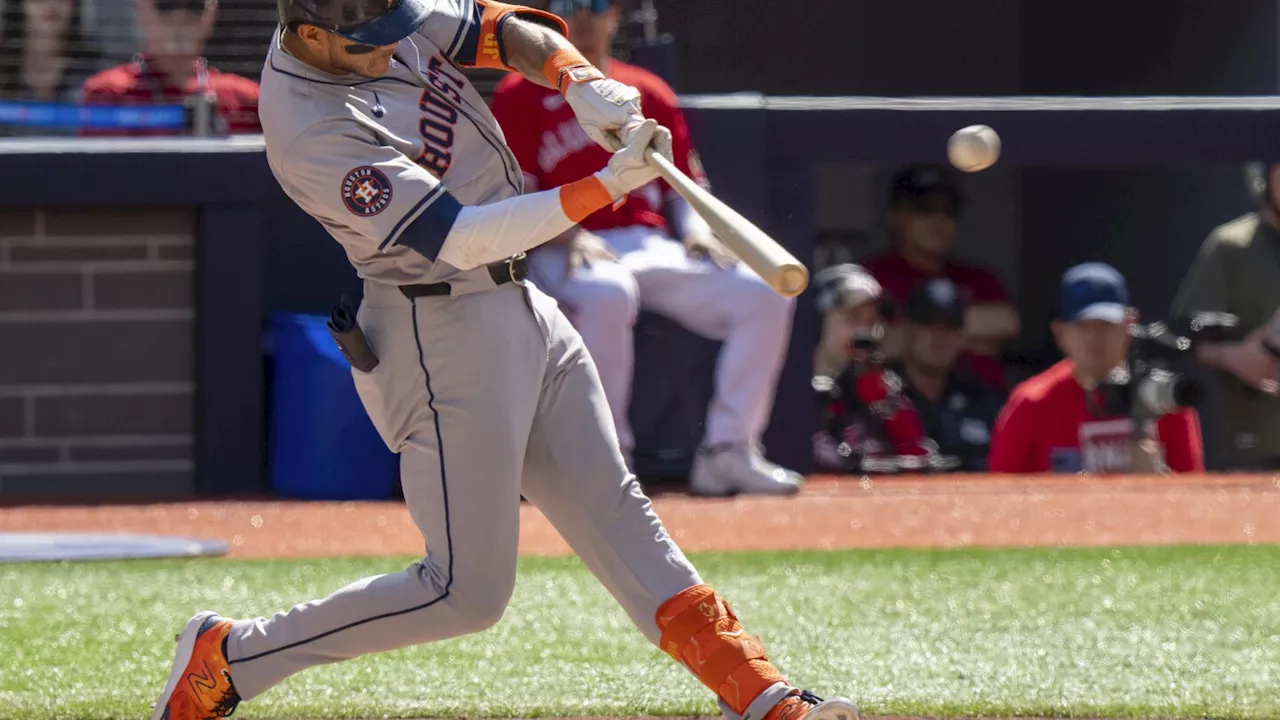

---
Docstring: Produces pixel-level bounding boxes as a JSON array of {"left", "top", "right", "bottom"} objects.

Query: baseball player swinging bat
[
  {"left": 644, "top": 149, "right": 810, "bottom": 298},
  {"left": 148, "top": 0, "right": 859, "bottom": 719}
]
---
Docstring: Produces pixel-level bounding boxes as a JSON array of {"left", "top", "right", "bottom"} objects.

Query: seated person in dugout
[
  {"left": 988, "top": 263, "right": 1204, "bottom": 475},
  {"left": 862, "top": 165, "right": 1020, "bottom": 391},
  {"left": 894, "top": 278, "right": 1005, "bottom": 472},
  {"left": 489, "top": 0, "right": 799, "bottom": 497}
]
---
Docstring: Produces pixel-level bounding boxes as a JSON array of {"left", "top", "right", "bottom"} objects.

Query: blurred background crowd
[{"left": 3, "top": 0, "right": 1280, "bottom": 502}]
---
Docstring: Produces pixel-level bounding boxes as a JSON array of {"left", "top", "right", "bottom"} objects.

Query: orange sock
[{"left": 655, "top": 584, "right": 788, "bottom": 714}]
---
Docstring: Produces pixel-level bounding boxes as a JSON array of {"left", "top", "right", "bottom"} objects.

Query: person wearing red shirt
[
  {"left": 490, "top": 0, "right": 799, "bottom": 496},
  {"left": 988, "top": 263, "right": 1203, "bottom": 474},
  {"left": 862, "top": 165, "right": 1019, "bottom": 390},
  {"left": 79, "top": 0, "right": 260, "bottom": 136}
]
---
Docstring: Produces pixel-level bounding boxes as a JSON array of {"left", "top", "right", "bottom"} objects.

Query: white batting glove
[
  {"left": 565, "top": 78, "right": 645, "bottom": 152},
  {"left": 594, "top": 119, "right": 673, "bottom": 200}
]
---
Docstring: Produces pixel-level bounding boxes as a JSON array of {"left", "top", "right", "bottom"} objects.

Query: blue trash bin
[{"left": 267, "top": 311, "right": 399, "bottom": 500}]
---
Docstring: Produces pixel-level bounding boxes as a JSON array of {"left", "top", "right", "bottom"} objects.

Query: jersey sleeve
[
  {"left": 1171, "top": 232, "right": 1229, "bottom": 317},
  {"left": 489, "top": 79, "right": 543, "bottom": 190},
  {"left": 986, "top": 389, "right": 1034, "bottom": 473},
  {"left": 1156, "top": 408, "right": 1205, "bottom": 473},
  {"left": 278, "top": 123, "right": 462, "bottom": 262},
  {"left": 419, "top": 0, "right": 566, "bottom": 71}
]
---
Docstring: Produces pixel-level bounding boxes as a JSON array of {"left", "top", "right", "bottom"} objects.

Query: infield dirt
[{"left": 3, "top": 472, "right": 1275, "bottom": 720}]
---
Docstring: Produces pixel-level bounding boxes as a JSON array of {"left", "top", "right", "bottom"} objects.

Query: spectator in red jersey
[
  {"left": 78, "top": 0, "right": 260, "bottom": 135},
  {"left": 490, "top": 0, "right": 800, "bottom": 497},
  {"left": 862, "top": 165, "right": 1020, "bottom": 390},
  {"left": 0, "top": 0, "right": 97, "bottom": 105},
  {"left": 988, "top": 263, "right": 1203, "bottom": 475}
]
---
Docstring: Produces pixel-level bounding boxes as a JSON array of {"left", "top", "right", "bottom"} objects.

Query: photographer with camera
[
  {"left": 989, "top": 263, "right": 1204, "bottom": 475},
  {"left": 1170, "top": 161, "right": 1280, "bottom": 469},
  {"left": 812, "top": 264, "right": 945, "bottom": 475}
]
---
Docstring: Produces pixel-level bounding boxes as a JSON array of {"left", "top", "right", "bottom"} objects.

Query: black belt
[{"left": 399, "top": 253, "right": 528, "bottom": 299}]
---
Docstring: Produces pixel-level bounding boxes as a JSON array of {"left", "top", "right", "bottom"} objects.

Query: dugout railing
[{"left": 0, "top": 95, "right": 1278, "bottom": 498}]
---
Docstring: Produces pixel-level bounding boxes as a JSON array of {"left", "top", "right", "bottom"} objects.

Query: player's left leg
[
  {"left": 518, "top": 284, "right": 859, "bottom": 720},
  {"left": 526, "top": 245, "right": 640, "bottom": 461},
  {"left": 598, "top": 227, "right": 801, "bottom": 496}
]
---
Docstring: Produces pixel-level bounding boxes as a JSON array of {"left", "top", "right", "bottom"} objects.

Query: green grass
[{"left": 2, "top": 546, "right": 1280, "bottom": 719}]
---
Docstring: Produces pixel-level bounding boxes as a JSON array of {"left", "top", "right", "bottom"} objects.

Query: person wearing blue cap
[{"left": 988, "top": 263, "right": 1203, "bottom": 475}]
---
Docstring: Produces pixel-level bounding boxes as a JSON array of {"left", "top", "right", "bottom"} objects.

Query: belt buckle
[{"left": 509, "top": 252, "right": 528, "bottom": 286}]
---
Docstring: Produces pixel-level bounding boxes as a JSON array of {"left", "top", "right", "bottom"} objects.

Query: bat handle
[{"left": 644, "top": 149, "right": 696, "bottom": 194}]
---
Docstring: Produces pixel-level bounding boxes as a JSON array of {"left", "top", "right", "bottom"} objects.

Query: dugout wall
[{"left": 0, "top": 97, "right": 1278, "bottom": 498}]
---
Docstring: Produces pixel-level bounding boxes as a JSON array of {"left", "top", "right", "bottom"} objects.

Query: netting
[
  {"left": 0, "top": 0, "right": 658, "bottom": 136},
  {"left": 0, "top": 0, "right": 284, "bottom": 96}
]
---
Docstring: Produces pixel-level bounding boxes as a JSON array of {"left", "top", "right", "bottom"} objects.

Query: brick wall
[{"left": 0, "top": 207, "right": 196, "bottom": 499}]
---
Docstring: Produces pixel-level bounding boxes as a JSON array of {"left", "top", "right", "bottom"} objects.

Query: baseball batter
[
  {"left": 490, "top": 0, "right": 800, "bottom": 496},
  {"left": 148, "top": 2, "right": 858, "bottom": 720}
]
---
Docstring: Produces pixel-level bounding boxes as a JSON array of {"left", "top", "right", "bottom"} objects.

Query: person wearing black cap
[
  {"left": 1170, "top": 160, "right": 1280, "bottom": 469},
  {"left": 862, "top": 164, "right": 1019, "bottom": 390},
  {"left": 989, "top": 263, "right": 1203, "bottom": 475},
  {"left": 893, "top": 278, "right": 1004, "bottom": 472}
]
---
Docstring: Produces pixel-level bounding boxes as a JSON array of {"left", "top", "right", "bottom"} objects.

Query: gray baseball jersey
[
  {"left": 259, "top": 0, "right": 524, "bottom": 290},
  {"left": 223, "top": 6, "right": 721, "bottom": 709}
]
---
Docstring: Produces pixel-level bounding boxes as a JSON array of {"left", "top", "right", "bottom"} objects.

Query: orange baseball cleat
[
  {"left": 149, "top": 611, "right": 241, "bottom": 720},
  {"left": 762, "top": 690, "right": 861, "bottom": 720}
]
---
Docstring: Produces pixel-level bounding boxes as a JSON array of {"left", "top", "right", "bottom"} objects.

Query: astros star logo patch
[{"left": 342, "top": 166, "right": 393, "bottom": 216}]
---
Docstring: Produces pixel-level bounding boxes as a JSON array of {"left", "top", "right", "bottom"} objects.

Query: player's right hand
[
  {"left": 1223, "top": 337, "right": 1280, "bottom": 395},
  {"left": 595, "top": 118, "right": 672, "bottom": 200}
]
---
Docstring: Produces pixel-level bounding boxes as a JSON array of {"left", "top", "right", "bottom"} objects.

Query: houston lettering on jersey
[{"left": 415, "top": 56, "right": 465, "bottom": 177}]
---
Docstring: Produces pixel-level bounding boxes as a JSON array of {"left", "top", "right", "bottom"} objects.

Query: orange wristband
[
  {"left": 559, "top": 175, "right": 613, "bottom": 223},
  {"left": 542, "top": 48, "right": 604, "bottom": 94}
]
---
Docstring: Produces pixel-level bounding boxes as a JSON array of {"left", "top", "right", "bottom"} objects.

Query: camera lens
[{"left": 1171, "top": 376, "right": 1203, "bottom": 408}]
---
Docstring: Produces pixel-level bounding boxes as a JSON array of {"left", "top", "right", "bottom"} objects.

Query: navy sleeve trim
[
  {"left": 393, "top": 189, "right": 464, "bottom": 262},
  {"left": 379, "top": 185, "right": 444, "bottom": 251},
  {"left": 450, "top": 0, "right": 483, "bottom": 63}
]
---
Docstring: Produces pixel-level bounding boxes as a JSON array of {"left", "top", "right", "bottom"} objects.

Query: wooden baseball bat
[{"left": 644, "top": 149, "right": 809, "bottom": 298}]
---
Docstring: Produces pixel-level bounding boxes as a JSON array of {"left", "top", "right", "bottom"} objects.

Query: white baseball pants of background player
[
  {"left": 224, "top": 279, "right": 762, "bottom": 704},
  {"left": 526, "top": 225, "right": 799, "bottom": 495}
]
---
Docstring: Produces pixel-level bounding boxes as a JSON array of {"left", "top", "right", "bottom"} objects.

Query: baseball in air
[{"left": 947, "top": 124, "right": 1001, "bottom": 172}]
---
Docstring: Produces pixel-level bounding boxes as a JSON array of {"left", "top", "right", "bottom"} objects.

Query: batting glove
[
  {"left": 594, "top": 119, "right": 673, "bottom": 200},
  {"left": 565, "top": 78, "right": 645, "bottom": 152}
]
